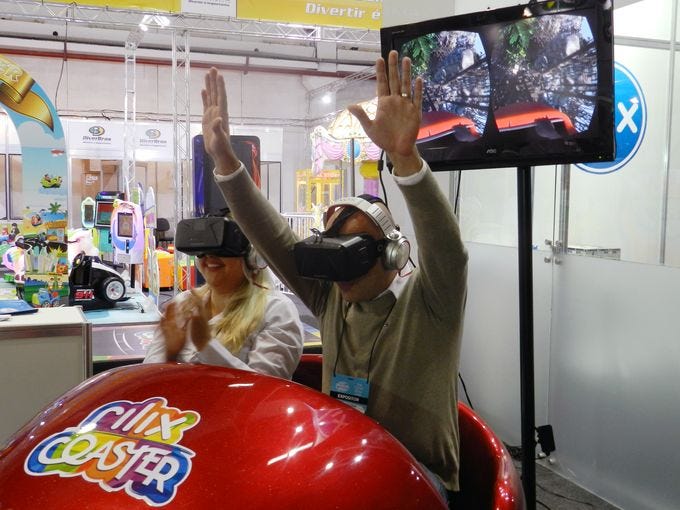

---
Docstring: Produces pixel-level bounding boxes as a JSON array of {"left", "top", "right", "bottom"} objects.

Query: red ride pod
[{"left": 0, "top": 364, "right": 446, "bottom": 509}]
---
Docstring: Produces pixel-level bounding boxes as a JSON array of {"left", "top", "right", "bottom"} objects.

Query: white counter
[{"left": 0, "top": 306, "right": 91, "bottom": 446}]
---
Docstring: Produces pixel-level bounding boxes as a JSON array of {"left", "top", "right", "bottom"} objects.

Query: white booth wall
[{"left": 383, "top": 0, "right": 680, "bottom": 508}]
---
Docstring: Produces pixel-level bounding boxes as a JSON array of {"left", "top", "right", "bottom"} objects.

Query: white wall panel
[
  {"left": 568, "top": 46, "right": 670, "bottom": 265},
  {"left": 548, "top": 254, "right": 680, "bottom": 510},
  {"left": 616, "top": 0, "right": 673, "bottom": 40},
  {"left": 459, "top": 242, "right": 553, "bottom": 445}
]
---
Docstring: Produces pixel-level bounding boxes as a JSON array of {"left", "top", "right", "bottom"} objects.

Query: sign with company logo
[
  {"left": 182, "top": 0, "right": 235, "bottom": 17},
  {"left": 136, "top": 122, "right": 174, "bottom": 161},
  {"left": 50, "top": 0, "right": 180, "bottom": 12},
  {"left": 237, "top": 0, "right": 382, "bottom": 30},
  {"left": 577, "top": 62, "right": 647, "bottom": 174},
  {"left": 24, "top": 398, "right": 200, "bottom": 507},
  {"left": 66, "top": 119, "right": 124, "bottom": 158}
]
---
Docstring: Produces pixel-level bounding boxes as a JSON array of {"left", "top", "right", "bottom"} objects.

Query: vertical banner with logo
[{"left": 0, "top": 54, "right": 69, "bottom": 306}]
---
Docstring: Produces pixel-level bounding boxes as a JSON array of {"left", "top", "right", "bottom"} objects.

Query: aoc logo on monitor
[
  {"left": 577, "top": 62, "right": 647, "bottom": 174},
  {"left": 24, "top": 397, "right": 200, "bottom": 506}
]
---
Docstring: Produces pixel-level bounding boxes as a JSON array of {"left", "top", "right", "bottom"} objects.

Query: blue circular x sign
[{"left": 577, "top": 62, "right": 647, "bottom": 174}]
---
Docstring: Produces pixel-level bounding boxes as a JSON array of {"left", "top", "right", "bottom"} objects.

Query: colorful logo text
[{"left": 24, "top": 397, "right": 200, "bottom": 507}]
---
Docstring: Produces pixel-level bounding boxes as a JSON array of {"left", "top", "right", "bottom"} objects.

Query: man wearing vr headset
[
  {"left": 202, "top": 50, "right": 468, "bottom": 503},
  {"left": 144, "top": 216, "right": 304, "bottom": 380}
]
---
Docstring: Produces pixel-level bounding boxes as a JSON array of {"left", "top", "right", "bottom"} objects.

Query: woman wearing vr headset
[
  {"left": 143, "top": 221, "right": 305, "bottom": 380},
  {"left": 201, "top": 50, "right": 468, "bottom": 505}
]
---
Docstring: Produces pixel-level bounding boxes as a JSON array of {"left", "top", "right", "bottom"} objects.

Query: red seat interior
[
  {"left": 292, "top": 354, "right": 525, "bottom": 510},
  {"left": 456, "top": 402, "right": 525, "bottom": 509}
]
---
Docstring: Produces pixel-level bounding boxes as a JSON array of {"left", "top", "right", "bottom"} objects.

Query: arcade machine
[
  {"left": 110, "top": 200, "right": 144, "bottom": 288},
  {"left": 68, "top": 195, "right": 133, "bottom": 310},
  {"left": 80, "top": 196, "right": 96, "bottom": 230},
  {"left": 93, "top": 191, "right": 124, "bottom": 261},
  {"left": 68, "top": 251, "right": 129, "bottom": 310},
  {"left": 68, "top": 191, "right": 130, "bottom": 310}
]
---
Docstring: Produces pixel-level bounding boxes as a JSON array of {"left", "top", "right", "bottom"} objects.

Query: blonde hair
[{"left": 195, "top": 260, "right": 269, "bottom": 354}]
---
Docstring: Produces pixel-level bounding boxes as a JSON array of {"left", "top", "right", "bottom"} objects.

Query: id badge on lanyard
[{"left": 330, "top": 374, "right": 370, "bottom": 414}]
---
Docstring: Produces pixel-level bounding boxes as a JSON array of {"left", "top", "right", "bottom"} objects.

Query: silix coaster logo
[{"left": 24, "top": 397, "right": 201, "bottom": 507}]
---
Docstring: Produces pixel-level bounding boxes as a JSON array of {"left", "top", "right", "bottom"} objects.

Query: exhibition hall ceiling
[
  {"left": 0, "top": 0, "right": 380, "bottom": 74},
  {"left": 0, "top": 0, "right": 643, "bottom": 74}
]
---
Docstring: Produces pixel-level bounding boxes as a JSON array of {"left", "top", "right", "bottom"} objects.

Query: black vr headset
[
  {"left": 293, "top": 195, "right": 410, "bottom": 282},
  {"left": 174, "top": 217, "right": 250, "bottom": 258}
]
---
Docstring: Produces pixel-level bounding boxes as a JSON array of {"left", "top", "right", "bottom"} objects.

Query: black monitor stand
[{"left": 517, "top": 165, "right": 536, "bottom": 510}]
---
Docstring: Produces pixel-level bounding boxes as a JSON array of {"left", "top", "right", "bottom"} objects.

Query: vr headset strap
[
  {"left": 324, "top": 206, "right": 360, "bottom": 236},
  {"left": 326, "top": 196, "right": 396, "bottom": 238}
]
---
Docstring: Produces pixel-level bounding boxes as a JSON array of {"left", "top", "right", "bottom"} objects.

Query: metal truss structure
[
  {"left": 0, "top": 1, "right": 380, "bottom": 50},
  {"left": 171, "top": 30, "right": 192, "bottom": 293},
  {"left": 0, "top": 0, "right": 380, "bottom": 293}
]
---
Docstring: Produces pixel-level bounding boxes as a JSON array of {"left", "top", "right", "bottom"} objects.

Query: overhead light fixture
[
  {"left": 153, "top": 15, "right": 170, "bottom": 28},
  {"left": 139, "top": 14, "right": 170, "bottom": 31},
  {"left": 321, "top": 93, "right": 333, "bottom": 104}
]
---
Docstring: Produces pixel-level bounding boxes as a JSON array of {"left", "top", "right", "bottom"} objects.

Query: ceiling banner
[
  {"left": 182, "top": 0, "right": 235, "bottom": 17},
  {"left": 237, "top": 0, "right": 382, "bottom": 30},
  {"left": 49, "top": 0, "right": 181, "bottom": 12},
  {"left": 47, "top": 0, "right": 381, "bottom": 28}
]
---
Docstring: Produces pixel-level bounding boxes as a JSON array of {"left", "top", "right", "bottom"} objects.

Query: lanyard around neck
[{"left": 332, "top": 298, "right": 397, "bottom": 383}]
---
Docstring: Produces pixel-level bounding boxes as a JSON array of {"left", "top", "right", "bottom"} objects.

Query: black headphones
[{"left": 324, "top": 194, "right": 410, "bottom": 271}]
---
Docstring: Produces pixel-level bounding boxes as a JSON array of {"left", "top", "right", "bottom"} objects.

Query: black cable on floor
[{"left": 537, "top": 499, "right": 552, "bottom": 509}]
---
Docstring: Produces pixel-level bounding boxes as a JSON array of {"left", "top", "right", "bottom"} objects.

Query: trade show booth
[{"left": 1, "top": 0, "right": 680, "bottom": 509}]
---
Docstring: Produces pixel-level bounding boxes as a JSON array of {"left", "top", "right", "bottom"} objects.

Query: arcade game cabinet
[{"left": 94, "top": 191, "right": 124, "bottom": 256}]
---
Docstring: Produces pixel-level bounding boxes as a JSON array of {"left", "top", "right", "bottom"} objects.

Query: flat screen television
[{"left": 381, "top": 0, "right": 614, "bottom": 171}]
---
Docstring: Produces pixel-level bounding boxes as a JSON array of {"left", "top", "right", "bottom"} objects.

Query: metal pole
[
  {"left": 171, "top": 29, "right": 191, "bottom": 295},
  {"left": 659, "top": 0, "right": 678, "bottom": 264},
  {"left": 517, "top": 165, "right": 536, "bottom": 510},
  {"left": 349, "top": 138, "right": 356, "bottom": 196}
]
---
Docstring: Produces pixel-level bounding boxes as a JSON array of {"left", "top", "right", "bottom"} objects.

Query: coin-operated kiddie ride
[
  {"left": 0, "top": 363, "right": 449, "bottom": 509},
  {"left": 68, "top": 198, "right": 144, "bottom": 310},
  {"left": 68, "top": 251, "right": 129, "bottom": 310}
]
